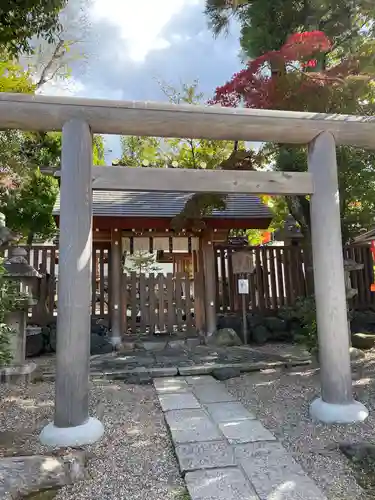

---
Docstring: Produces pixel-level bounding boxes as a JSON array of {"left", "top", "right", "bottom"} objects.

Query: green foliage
[
  {"left": 207, "top": 0, "right": 375, "bottom": 243},
  {"left": 279, "top": 296, "right": 317, "bottom": 352},
  {"left": 1, "top": 169, "right": 59, "bottom": 244},
  {"left": 116, "top": 81, "right": 246, "bottom": 229},
  {"left": 93, "top": 135, "right": 106, "bottom": 166},
  {"left": 205, "top": 0, "right": 375, "bottom": 60},
  {"left": 0, "top": 57, "right": 36, "bottom": 93},
  {"left": 0, "top": 1, "right": 68, "bottom": 56},
  {"left": 116, "top": 136, "right": 163, "bottom": 168},
  {"left": 123, "top": 251, "right": 161, "bottom": 275}
]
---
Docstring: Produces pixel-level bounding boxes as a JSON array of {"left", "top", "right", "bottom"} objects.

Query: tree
[
  {"left": 116, "top": 81, "right": 257, "bottom": 230},
  {"left": 0, "top": 1, "right": 68, "bottom": 56},
  {"left": 211, "top": 28, "right": 375, "bottom": 243},
  {"left": 205, "top": 0, "right": 375, "bottom": 60},
  {"left": 1, "top": 169, "right": 59, "bottom": 244},
  {"left": 123, "top": 251, "right": 161, "bottom": 275}
]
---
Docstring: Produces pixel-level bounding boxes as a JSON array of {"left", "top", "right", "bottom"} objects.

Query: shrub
[{"left": 279, "top": 295, "right": 317, "bottom": 352}]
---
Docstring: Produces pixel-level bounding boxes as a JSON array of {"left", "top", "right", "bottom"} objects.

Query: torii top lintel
[{"left": 0, "top": 93, "right": 375, "bottom": 149}]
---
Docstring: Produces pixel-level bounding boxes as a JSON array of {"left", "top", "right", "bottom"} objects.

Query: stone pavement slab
[
  {"left": 185, "top": 467, "right": 259, "bottom": 500},
  {"left": 154, "top": 377, "right": 190, "bottom": 394},
  {"left": 175, "top": 441, "right": 235, "bottom": 474},
  {"left": 154, "top": 375, "right": 327, "bottom": 500},
  {"left": 185, "top": 375, "right": 221, "bottom": 386},
  {"left": 235, "top": 442, "right": 327, "bottom": 500},
  {"left": 193, "top": 384, "right": 235, "bottom": 404},
  {"left": 164, "top": 409, "right": 223, "bottom": 444},
  {"left": 159, "top": 392, "right": 200, "bottom": 411},
  {"left": 218, "top": 419, "right": 276, "bottom": 444},
  {"left": 205, "top": 402, "right": 255, "bottom": 423}
]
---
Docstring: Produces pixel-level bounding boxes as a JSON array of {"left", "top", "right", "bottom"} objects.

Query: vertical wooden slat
[
  {"left": 148, "top": 273, "right": 156, "bottom": 334},
  {"left": 122, "top": 273, "right": 128, "bottom": 335},
  {"left": 175, "top": 272, "right": 183, "bottom": 331},
  {"left": 158, "top": 273, "right": 165, "bottom": 333},
  {"left": 284, "top": 247, "right": 295, "bottom": 305},
  {"left": 166, "top": 273, "right": 174, "bottom": 334},
  {"left": 139, "top": 273, "right": 147, "bottom": 332},
  {"left": 219, "top": 248, "right": 228, "bottom": 312},
  {"left": 33, "top": 248, "right": 40, "bottom": 273},
  {"left": 185, "top": 274, "right": 194, "bottom": 333},
  {"left": 49, "top": 247, "right": 56, "bottom": 317},
  {"left": 227, "top": 248, "right": 235, "bottom": 312},
  {"left": 275, "top": 247, "right": 285, "bottom": 307},
  {"left": 91, "top": 247, "right": 97, "bottom": 315},
  {"left": 40, "top": 248, "right": 48, "bottom": 313},
  {"left": 130, "top": 272, "right": 137, "bottom": 333},
  {"left": 268, "top": 247, "right": 277, "bottom": 310},
  {"left": 99, "top": 248, "right": 105, "bottom": 315},
  {"left": 254, "top": 248, "right": 265, "bottom": 311},
  {"left": 261, "top": 247, "right": 270, "bottom": 310},
  {"left": 213, "top": 248, "right": 220, "bottom": 311}
]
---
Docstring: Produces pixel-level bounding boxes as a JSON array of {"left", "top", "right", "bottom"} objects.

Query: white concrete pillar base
[
  {"left": 310, "top": 397, "right": 368, "bottom": 424},
  {"left": 40, "top": 417, "right": 104, "bottom": 447}
]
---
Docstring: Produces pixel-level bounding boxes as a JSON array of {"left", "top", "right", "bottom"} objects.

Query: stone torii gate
[{"left": 0, "top": 93, "right": 373, "bottom": 446}]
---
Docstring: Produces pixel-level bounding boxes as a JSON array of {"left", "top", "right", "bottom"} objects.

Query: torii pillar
[
  {"left": 308, "top": 131, "right": 368, "bottom": 424},
  {"left": 40, "top": 119, "right": 104, "bottom": 446}
]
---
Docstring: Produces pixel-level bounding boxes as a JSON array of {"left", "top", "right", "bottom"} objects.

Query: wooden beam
[
  {"left": 91, "top": 167, "right": 314, "bottom": 195},
  {"left": 1, "top": 93, "right": 375, "bottom": 148}
]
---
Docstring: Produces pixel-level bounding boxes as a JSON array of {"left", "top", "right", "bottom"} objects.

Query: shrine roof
[{"left": 53, "top": 191, "right": 271, "bottom": 221}]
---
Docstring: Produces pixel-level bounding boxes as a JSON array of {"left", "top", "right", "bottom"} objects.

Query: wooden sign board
[{"left": 232, "top": 251, "right": 255, "bottom": 274}]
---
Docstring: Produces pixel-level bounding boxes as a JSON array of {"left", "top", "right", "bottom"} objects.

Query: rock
[
  {"left": 26, "top": 332, "right": 44, "bottom": 357},
  {"left": 206, "top": 328, "right": 242, "bottom": 347},
  {"left": 90, "top": 333, "right": 113, "bottom": 355},
  {"left": 217, "top": 314, "right": 243, "bottom": 335},
  {"left": 349, "top": 347, "right": 366, "bottom": 361},
  {"left": 340, "top": 442, "right": 375, "bottom": 461},
  {"left": 252, "top": 325, "right": 270, "bottom": 345},
  {"left": 246, "top": 313, "right": 264, "bottom": 329},
  {"left": 116, "top": 341, "right": 136, "bottom": 352},
  {"left": 0, "top": 450, "right": 87, "bottom": 498},
  {"left": 351, "top": 333, "right": 375, "bottom": 350},
  {"left": 264, "top": 316, "right": 287, "bottom": 332},
  {"left": 212, "top": 367, "right": 241, "bottom": 381}
]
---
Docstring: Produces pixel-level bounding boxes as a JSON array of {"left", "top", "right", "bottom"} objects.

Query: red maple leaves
[{"left": 210, "top": 30, "right": 357, "bottom": 113}]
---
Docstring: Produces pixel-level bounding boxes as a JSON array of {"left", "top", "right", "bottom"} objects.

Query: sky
[{"left": 39, "top": 0, "right": 243, "bottom": 161}]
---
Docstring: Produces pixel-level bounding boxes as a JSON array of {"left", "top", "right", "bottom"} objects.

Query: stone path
[
  {"left": 88, "top": 342, "right": 310, "bottom": 379},
  {"left": 38, "top": 341, "right": 311, "bottom": 383},
  {"left": 154, "top": 375, "right": 327, "bottom": 500}
]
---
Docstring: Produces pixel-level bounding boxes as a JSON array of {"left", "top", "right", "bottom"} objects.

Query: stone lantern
[{"left": 3, "top": 247, "right": 41, "bottom": 378}]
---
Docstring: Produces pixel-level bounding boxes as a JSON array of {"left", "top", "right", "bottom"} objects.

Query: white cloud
[
  {"left": 90, "top": 0, "right": 200, "bottom": 62},
  {"left": 37, "top": 78, "right": 86, "bottom": 97}
]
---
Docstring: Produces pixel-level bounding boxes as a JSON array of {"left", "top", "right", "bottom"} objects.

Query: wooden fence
[
  {"left": 3, "top": 243, "right": 375, "bottom": 327},
  {"left": 214, "top": 244, "right": 375, "bottom": 313},
  {"left": 122, "top": 272, "right": 195, "bottom": 334}
]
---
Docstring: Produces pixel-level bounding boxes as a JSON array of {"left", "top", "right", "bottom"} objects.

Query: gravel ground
[
  {"left": 0, "top": 380, "right": 185, "bottom": 500},
  {"left": 225, "top": 351, "right": 375, "bottom": 500}
]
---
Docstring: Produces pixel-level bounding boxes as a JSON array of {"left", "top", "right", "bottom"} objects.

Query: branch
[{"left": 35, "top": 38, "right": 66, "bottom": 90}]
